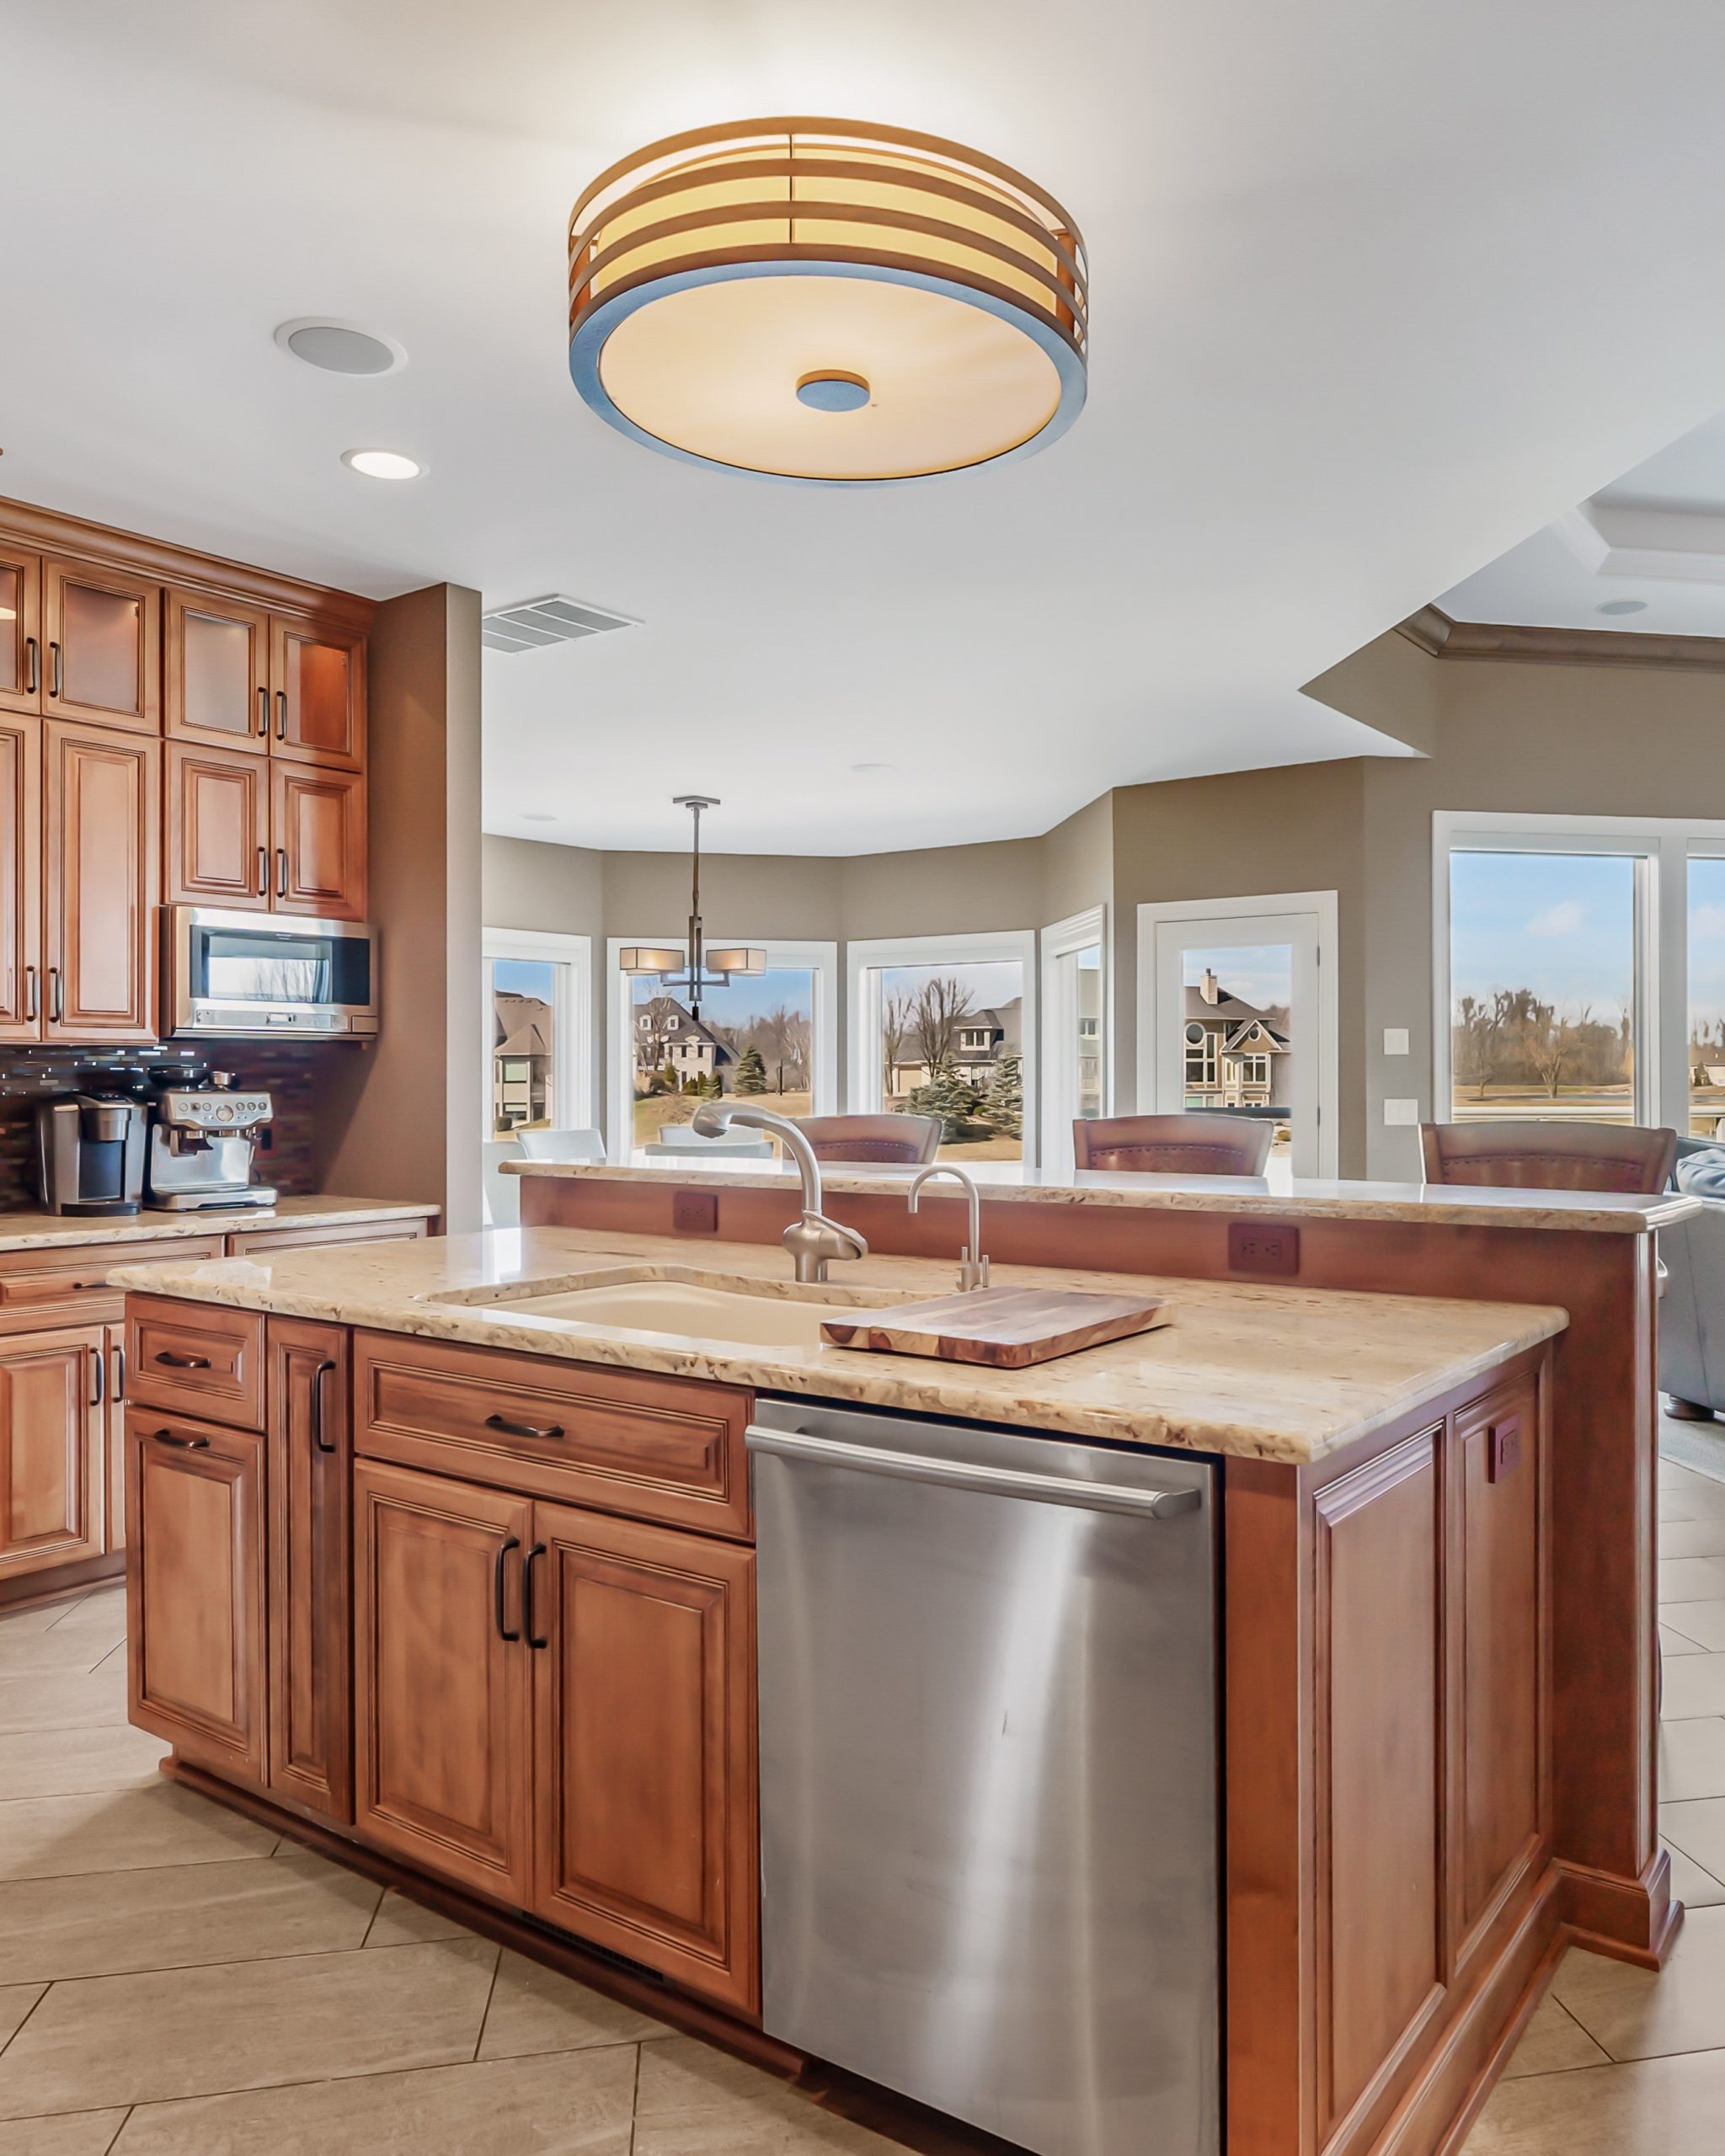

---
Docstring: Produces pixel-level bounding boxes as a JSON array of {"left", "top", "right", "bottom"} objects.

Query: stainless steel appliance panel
[
  {"left": 163, "top": 906, "right": 378, "bottom": 1038},
  {"left": 750, "top": 1398, "right": 1220, "bottom": 2156}
]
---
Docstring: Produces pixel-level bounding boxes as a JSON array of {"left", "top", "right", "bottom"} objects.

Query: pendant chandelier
[
  {"left": 617, "top": 797, "right": 765, "bottom": 1020},
  {"left": 567, "top": 117, "right": 1088, "bottom": 485}
]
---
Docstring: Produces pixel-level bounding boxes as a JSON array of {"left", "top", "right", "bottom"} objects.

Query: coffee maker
[
  {"left": 35, "top": 1094, "right": 148, "bottom": 1216},
  {"left": 145, "top": 1071, "right": 277, "bottom": 1212}
]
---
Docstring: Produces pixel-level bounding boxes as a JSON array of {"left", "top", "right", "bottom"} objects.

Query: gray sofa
[{"left": 1660, "top": 1140, "right": 1725, "bottom": 1420}]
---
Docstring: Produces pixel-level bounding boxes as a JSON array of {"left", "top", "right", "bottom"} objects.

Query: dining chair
[
  {"left": 1418, "top": 1119, "right": 1677, "bottom": 1195},
  {"left": 1073, "top": 1113, "right": 1274, "bottom": 1176},
  {"left": 794, "top": 1114, "right": 943, "bottom": 1165}
]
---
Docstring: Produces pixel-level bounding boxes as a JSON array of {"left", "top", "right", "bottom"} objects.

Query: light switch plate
[
  {"left": 1383, "top": 1027, "right": 1410, "bottom": 1055},
  {"left": 1383, "top": 1098, "right": 1420, "bottom": 1126}
]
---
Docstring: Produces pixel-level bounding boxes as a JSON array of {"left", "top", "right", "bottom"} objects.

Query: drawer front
[
  {"left": 0, "top": 1238, "right": 222, "bottom": 1328},
  {"left": 353, "top": 1331, "right": 751, "bottom": 1539},
  {"left": 125, "top": 1295, "right": 266, "bottom": 1429}
]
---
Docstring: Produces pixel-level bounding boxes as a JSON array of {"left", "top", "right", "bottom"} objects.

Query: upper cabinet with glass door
[
  {"left": 0, "top": 545, "right": 42, "bottom": 716},
  {"left": 270, "top": 616, "right": 366, "bottom": 770},
  {"left": 165, "top": 589, "right": 271, "bottom": 754},
  {"left": 42, "top": 558, "right": 160, "bottom": 732}
]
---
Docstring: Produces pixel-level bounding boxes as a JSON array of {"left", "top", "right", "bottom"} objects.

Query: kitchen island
[{"left": 103, "top": 1180, "right": 1642, "bottom": 2156}]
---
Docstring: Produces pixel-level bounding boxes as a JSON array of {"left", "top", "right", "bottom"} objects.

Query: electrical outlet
[
  {"left": 671, "top": 1189, "right": 718, "bottom": 1234},
  {"left": 1227, "top": 1220, "right": 1300, "bottom": 1277},
  {"left": 1488, "top": 1417, "right": 1523, "bottom": 1483}
]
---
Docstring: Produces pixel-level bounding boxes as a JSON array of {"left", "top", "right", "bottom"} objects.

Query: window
[
  {"left": 1183, "top": 1022, "right": 1216, "bottom": 1089},
  {"left": 852, "top": 931, "right": 1037, "bottom": 1170},
  {"left": 1434, "top": 814, "right": 1725, "bottom": 1142},
  {"left": 483, "top": 929, "right": 590, "bottom": 1141},
  {"left": 1039, "top": 910, "right": 1107, "bottom": 1174},
  {"left": 608, "top": 938, "right": 838, "bottom": 1163}
]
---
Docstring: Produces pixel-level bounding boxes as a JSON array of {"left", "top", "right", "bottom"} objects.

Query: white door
[{"left": 1137, "top": 894, "right": 1338, "bottom": 1185}]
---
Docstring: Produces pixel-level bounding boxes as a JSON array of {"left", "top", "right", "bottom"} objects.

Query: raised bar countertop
[
  {"left": 504, "top": 1157, "right": 1697, "bottom": 1233},
  {"left": 0, "top": 1194, "right": 440, "bottom": 1253},
  {"left": 108, "top": 1225, "right": 1564, "bottom": 1465}
]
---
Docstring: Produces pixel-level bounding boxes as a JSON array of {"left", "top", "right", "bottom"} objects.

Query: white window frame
[
  {"left": 1431, "top": 810, "right": 1725, "bottom": 1134},
  {"left": 1135, "top": 890, "right": 1339, "bottom": 1177},
  {"left": 1039, "top": 905, "right": 1110, "bottom": 1175},
  {"left": 848, "top": 930, "right": 1039, "bottom": 1169},
  {"left": 482, "top": 926, "right": 591, "bottom": 1139},
  {"left": 607, "top": 937, "right": 839, "bottom": 1164}
]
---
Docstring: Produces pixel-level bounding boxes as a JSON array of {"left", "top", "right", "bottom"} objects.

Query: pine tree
[
  {"left": 906, "top": 1061, "right": 985, "bottom": 1141},
  {"left": 734, "top": 1045, "right": 768, "bottom": 1096},
  {"left": 700, "top": 1070, "right": 724, "bottom": 1101},
  {"left": 981, "top": 1050, "right": 1023, "bottom": 1138}
]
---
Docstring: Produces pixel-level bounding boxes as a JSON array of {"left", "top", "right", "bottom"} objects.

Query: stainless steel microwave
[{"left": 163, "top": 906, "right": 379, "bottom": 1039}]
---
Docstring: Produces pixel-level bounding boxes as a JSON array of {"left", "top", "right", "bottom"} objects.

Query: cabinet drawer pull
[
  {"left": 152, "top": 1428, "right": 210, "bottom": 1450},
  {"left": 484, "top": 1411, "right": 564, "bottom": 1441},
  {"left": 257, "top": 685, "right": 270, "bottom": 736},
  {"left": 310, "top": 1357, "right": 338, "bottom": 1454},
  {"left": 24, "top": 637, "right": 38, "bottom": 696},
  {"left": 494, "top": 1534, "right": 521, "bottom": 1642},
  {"left": 153, "top": 1349, "right": 211, "bottom": 1369},
  {"left": 522, "top": 1541, "right": 548, "bottom": 1649},
  {"left": 49, "top": 640, "right": 61, "bottom": 699},
  {"left": 24, "top": 964, "right": 37, "bottom": 1021},
  {"left": 275, "top": 688, "right": 286, "bottom": 741}
]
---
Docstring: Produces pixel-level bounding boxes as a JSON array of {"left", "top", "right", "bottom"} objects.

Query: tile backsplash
[{"left": 0, "top": 1042, "right": 324, "bottom": 1213}]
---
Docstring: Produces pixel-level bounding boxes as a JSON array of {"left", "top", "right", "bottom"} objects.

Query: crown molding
[{"left": 1396, "top": 604, "right": 1725, "bottom": 674}]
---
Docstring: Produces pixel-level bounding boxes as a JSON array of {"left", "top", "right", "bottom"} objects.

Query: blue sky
[
  {"left": 1183, "top": 942, "right": 1291, "bottom": 1011},
  {"left": 879, "top": 962, "right": 1023, "bottom": 1010},
  {"left": 493, "top": 958, "right": 555, "bottom": 998},
  {"left": 631, "top": 965, "right": 814, "bottom": 1027}
]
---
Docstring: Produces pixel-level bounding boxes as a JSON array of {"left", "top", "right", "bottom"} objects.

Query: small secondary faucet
[
  {"left": 907, "top": 1164, "right": 991, "bottom": 1293},
  {"left": 691, "top": 1102, "right": 868, "bottom": 1284}
]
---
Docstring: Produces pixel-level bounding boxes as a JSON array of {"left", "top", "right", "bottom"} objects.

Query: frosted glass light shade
[
  {"left": 619, "top": 946, "right": 686, "bottom": 974},
  {"left": 568, "top": 119, "right": 1087, "bottom": 483},
  {"left": 705, "top": 947, "right": 767, "bottom": 975}
]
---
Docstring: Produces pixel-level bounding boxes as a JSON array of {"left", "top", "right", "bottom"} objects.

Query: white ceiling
[
  {"left": 12, "top": 3, "right": 1725, "bottom": 853},
  {"left": 1439, "top": 408, "right": 1725, "bottom": 637}
]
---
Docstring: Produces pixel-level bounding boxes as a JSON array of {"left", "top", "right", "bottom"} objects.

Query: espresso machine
[
  {"left": 145, "top": 1071, "right": 277, "bottom": 1212},
  {"left": 35, "top": 1094, "right": 148, "bottom": 1216}
]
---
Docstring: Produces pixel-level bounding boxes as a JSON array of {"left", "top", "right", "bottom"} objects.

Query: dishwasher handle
[{"left": 746, "top": 1423, "right": 1202, "bottom": 1519}]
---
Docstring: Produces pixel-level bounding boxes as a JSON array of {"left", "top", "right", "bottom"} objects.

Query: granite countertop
[
  {"left": 107, "top": 1225, "right": 1566, "bottom": 1467},
  {"left": 503, "top": 1159, "right": 1697, "bottom": 1235},
  {"left": 0, "top": 1194, "right": 440, "bottom": 1254}
]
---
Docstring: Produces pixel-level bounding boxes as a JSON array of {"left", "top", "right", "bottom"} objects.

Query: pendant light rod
[
  {"left": 617, "top": 796, "right": 766, "bottom": 1015},
  {"left": 675, "top": 793, "right": 717, "bottom": 1017}
]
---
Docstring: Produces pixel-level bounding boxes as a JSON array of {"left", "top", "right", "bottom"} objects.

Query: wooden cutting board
[{"left": 819, "top": 1284, "right": 1174, "bottom": 1369}]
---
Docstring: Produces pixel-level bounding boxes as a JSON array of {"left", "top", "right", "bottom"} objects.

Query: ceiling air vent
[{"left": 481, "top": 594, "right": 638, "bottom": 654}]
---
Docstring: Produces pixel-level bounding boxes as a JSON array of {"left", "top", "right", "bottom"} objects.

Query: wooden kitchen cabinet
[
  {"left": 531, "top": 1501, "right": 759, "bottom": 2010},
  {"left": 270, "top": 762, "right": 366, "bottom": 919},
  {"left": 165, "top": 587, "right": 270, "bottom": 754},
  {"left": 270, "top": 615, "right": 365, "bottom": 771},
  {"left": 266, "top": 1320, "right": 352, "bottom": 1822},
  {"left": 42, "top": 557, "right": 159, "bottom": 733},
  {"left": 0, "top": 1325, "right": 104, "bottom": 1581},
  {"left": 353, "top": 1457, "right": 535, "bottom": 1906},
  {"left": 126, "top": 1406, "right": 267, "bottom": 1784},
  {"left": 0, "top": 544, "right": 41, "bottom": 714},
  {"left": 166, "top": 742, "right": 269, "bottom": 907},
  {"left": 0, "top": 713, "right": 40, "bottom": 1038},
  {"left": 43, "top": 719, "right": 159, "bottom": 1040}
]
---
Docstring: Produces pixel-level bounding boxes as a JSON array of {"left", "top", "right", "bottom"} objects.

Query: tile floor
[{"left": 6, "top": 1435, "right": 1725, "bottom": 2156}]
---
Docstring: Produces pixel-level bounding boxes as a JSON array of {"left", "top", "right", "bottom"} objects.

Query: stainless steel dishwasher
[{"left": 749, "top": 1397, "right": 1220, "bottom": 2156}]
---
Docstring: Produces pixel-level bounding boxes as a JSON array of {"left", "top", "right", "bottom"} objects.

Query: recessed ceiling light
[
  {"left": 342, "top": 448, "right": 423, "bottom": 481},
  {"left": 275, "top": 318, "right": 406, "bottom": 376},
  {"left": 1595, "top": 598, "right": 1648, "bottom": 616}
]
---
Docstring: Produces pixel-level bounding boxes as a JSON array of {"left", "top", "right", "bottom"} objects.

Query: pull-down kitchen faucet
[{"left": 691, "top": 1102, "right": 868, "bottom": 1283}]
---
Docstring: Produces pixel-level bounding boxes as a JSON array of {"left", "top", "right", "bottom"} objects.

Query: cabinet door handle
[
  {"left": 48, "top": 967, "right": 62, "bottom": 1022},
  {"left": 49, "top": 641, "right": 61, "bottom": 699},
  {"left": 24, "top": 638, "right": 38, "bottom": 695},
  {"left": 153, "top": 1349, "right": 211, "bottom": 1369},
  {"left": 275, "top": 689, "right": 286, "bottom": 741},
  {"left": 112, "top": 1344, "right": 126, "bottom": 1401},
  {"left": 522, "top": 1542, "right": 548, "bottom": 1649},
  {"left": 257, "top": 846, "right": 269, "bottom": 897},
  {"left": 275, "top": 847, "right": 287, "bottom": 898},
  {"left": 152, "top": 1428, "right": 210, "bottom": 1450},
  {"left": 256, "top": 685, "right": 270, "bottom": 737},
  {"left": 494, "top": 1534, "right": 521, "bottom": 1642},
  {"left": 24, "top": 965, "right": 37, "bottom": 1021},
  {"left": 91, "top": 1348, "right": 104, "bottom": 1408},
  {"left": 484, "top": 1411, "right": 564, "bottom": 1441},
  {"left": 310, "top": 1357, "right": 338, "bottom": 1454}
]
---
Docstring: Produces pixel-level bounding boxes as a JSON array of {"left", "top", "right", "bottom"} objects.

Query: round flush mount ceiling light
[
  {"left": 275, "top": 318, "right": 407, "bottom": 376},
  {"left": 1595, "top": 598, "right": 1648, "bottom": 616},
  {"left": 567, "top": 118, "right": 1087, "bottom": 483},
  {"left": 341, "top": 448, "right": 424, "bottom": 481}
]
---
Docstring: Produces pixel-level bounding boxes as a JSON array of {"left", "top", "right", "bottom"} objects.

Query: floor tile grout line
[
  {"left": 0, "top": 1979, "right": 52, "bottom": 2060},
  {"left": 100, "top": 2103, "right": 133, "bottom": 2155},
  {"left": 470, "top": 1942, "right": 505, "bottom": 2061},
  {"left": 0, "top": 1936, "right": 496, "bottom": 1990},
  {"left": 628, "top": 2036, "right": 644, "bottom": 2156}
]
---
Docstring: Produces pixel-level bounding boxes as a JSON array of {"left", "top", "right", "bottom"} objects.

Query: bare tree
[
  {"left": 880, "top": 992, "right": 916, "bottom": 1097},
  {"left": 1530, "top": 1001, "right": 1590, "bottom": 1100},
  {"left": 911, "top": 975, "right": 975, "bottom": 1075}
]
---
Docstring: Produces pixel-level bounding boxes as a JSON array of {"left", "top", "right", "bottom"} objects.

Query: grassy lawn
[{"left": 633, "top": 1090, "right": 813, "bottom": 1148}]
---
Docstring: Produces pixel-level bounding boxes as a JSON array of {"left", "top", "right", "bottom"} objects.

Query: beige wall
[{"left": 318, "top": 584, "right": 483, "bottom": 1229}]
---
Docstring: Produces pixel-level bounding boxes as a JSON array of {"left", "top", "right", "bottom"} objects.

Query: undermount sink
[{"left": 445, "top": 1275, "right": 866, "bottom": 1348}]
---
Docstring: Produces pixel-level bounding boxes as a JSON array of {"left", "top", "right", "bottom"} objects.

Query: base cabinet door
[
  {"left": 126, "top": 1409, "right": 266, "bottom": 1784},
  {"left": 530, "top": 1501, "right": 758, "bottom": 2011},
  {"left": 353, "top": 1460, "right": 534, "bottom": 1907},
  {"left": 267, "top": 1320, "right": 352, "bottom": 1822},
  {"left": 0, "top": 1326, "right": 104, "bottom": 1580}
]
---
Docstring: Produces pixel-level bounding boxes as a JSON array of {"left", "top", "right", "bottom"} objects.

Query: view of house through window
[
  {"left": 489, "top": 957, "right": 558, "bottom": 1134},
  {"left": 1690, "top": 854, "right": 1725, "bottom": 1140},
  {"left": 1448, "top": 851, "right": 1639, "bottom": 1124},
  {"left": 870, "top": 960, "right": 1026, "bottom": 1162},
  {"left": 631, "top": 969, "right": 817, "bottom": 1148},
  {"left": 1180, "top": 944, "right": 1293, "bottom": 1164}
]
